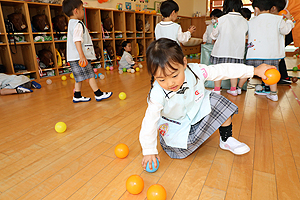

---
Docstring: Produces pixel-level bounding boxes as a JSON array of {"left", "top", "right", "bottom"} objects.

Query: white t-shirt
[{"left": 155, "top": 21, "right": 191, "bottom": 44}]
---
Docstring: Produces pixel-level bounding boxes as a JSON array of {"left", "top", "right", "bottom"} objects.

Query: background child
[
  {"left": 155, "top": 0, "right": 196, "bottom": 44},
  {"left": 246, "top": 0, "right": 294, "bottom": 101},
  {"left": 0, "top": 73, "right": 41, "bottom": 95},
  {"left": 240, "top": 7, "right": 252, "bottom": 20},
  {"left": 210, "top": 0, "right": 248, "bottom": 96},
  {"left": 63, "top": 0, "right": 112, "bottom": 103},
  {"left": 118, "top": 41, "right": 137, "bottom": 71},
  {"left": 140, "top": 38, "right": 275, "bottom": 170},
  {"left": 203, "top": 9, "right": 223, "bottom": 44}
]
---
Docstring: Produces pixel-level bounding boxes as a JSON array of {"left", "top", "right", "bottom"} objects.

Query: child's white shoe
[
  {"left": 211, "top": 89, "right": 221, "bottom": 95},
  {"left": 227, "top": 90, "right": 238, "bottom": 96},
  {"left": 266, "top": 93, "right": 278, "bottom": 102},
  {"left": 73, "top": 96, "right": 91, "bottom": 103},
  {"left": 95, "top": 92, "right": 113, "bottom": 101},
  {"left": 237, "top": 88, "right": 242, "bottom": 95},
  {"left": 219, "top": 137, "right": 250, "bottom": 155}
]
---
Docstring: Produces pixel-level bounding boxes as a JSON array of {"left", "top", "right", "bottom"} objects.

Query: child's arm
[
  {"left": 177, "top": 25, "right": 196, "bottom": 43},
  {"left": 125, "top": 54, "right": 135, "bottom": 65},
  {"left": 279, "top": 10, "right": 295, "bottom": 35},
  {"left": 73, "top": 23, "right": 87, "bottom": 66},
  {"left": 198, "top": 63, "right": 276, "bottom": 81},
  {"left": 203, "top": 27, "right": 208, "bottom": 44},
  {"left": 139, "top": 100, "right": 163, "bottom": 170}
]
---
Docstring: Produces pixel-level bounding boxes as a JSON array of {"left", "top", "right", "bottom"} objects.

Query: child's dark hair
[
  {"left": 121, "top": 41, "right": 130, "bottom": 54},
  {"left": 146, "top": 38, "right": 199, "bottom": 98},
  {"left": 210, "top": 9, "right": 223, "bottom": 18},
  {"left": 273, "top": 0, "right": 286, "bottom": 12},
  {"left": 62, "top": 0, "right": 83, "bottom": 17},
  {"left": 252, "top": 0, "right": 273, "bottom": 11},
  {"left": 240, "top": 8, "right": 252, "bottom": 20},
  {"left": 160, "top": 0, "right": 179, "bottom": 18},
  {"left": 223, "top": 0, "right": 243, "bottom": 14}
]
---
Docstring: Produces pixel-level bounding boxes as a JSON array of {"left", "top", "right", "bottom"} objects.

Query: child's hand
[
  {"left": 254, "top": 64, "right": 277, "bottom": 80},
  {"left": 79, "top": 56, "right": 88, "bottom": 68},
  {"left": 282, "top": 9, "right": 292, "bottom": 20},
  {"left": 142, "top": 155, "right": 160, "bottom": 170},
  {"left": 188, "top": 25, "right": 196, "bottom": 34}
]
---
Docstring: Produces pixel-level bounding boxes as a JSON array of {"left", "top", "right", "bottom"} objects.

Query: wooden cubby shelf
[{"left": 0, "top": 0, "right": 206, "bottom": 80}]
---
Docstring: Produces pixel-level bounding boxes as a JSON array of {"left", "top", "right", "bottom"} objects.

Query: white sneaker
[
  {"left": 73, "top": 96, "right": 91, "bottom": 103},
  {"left": 211, "top": 89, "right": 221, "bottom": 95},
  {"left": 95, "top": 92, "right": 113, "bottom": 101},
  {"left": 237, "top": 88, "right": 242, "bottom": 95},
  {"left": 266, "top": 93, "right": 278, "bottom": 102},
  {"left": 16, "top": 86, "right": 33, "bottom": 93},
  {"left": 227, "top": 90, "right": 238, "bottom": 96},
  {"left": 219, "top": 137, "right": 250, "bottom": 155}
]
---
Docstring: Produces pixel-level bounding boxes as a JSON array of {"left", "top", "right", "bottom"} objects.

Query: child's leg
[
  {"left": 88, "top": 77, "right": 113, "bottom": 101},
  {"left": 227, "top": 79, "right": 238, "bottom": 96},
  {"left": 212, "top": 80, "right": 222, "bottom": 95},
  {"left": 219, "top": 116, "right": 250, "bottom": 155},
  {"left": 237, "top": 78, "right": 248, "bottom": 94},
  {"left": 73, "top": 81, "right": 91, "bottom": 103},
  {"left": 0, "top": 88, "right": 17, "bottom": 95},
  {"left": 266, "top": 83, "right": 278, "bottom": 102}
]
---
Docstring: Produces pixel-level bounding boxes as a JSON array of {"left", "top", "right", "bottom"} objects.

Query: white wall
[{"left": 84, "top": 0, "right": 207, "bottom": 17}]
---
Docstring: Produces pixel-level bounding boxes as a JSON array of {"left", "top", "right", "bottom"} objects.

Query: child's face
[
  {"left": 124, "top": 43, "right": 132, "bottom": 52},
  {"left": 73, "top": 4, "right": 84, "bottom": 20},
  {"left": 154, "top": 58, "right": 187, "bottom": 92}
]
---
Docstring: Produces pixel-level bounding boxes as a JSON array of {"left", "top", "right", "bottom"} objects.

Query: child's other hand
[
  {"left": 254, "top": 64, "right": 277, "bottom": 80},
  {"left": 142, "top": 155, "right": 160, "bottom": 170},
  {"left": 188, "top": 25, "right": 196, "bottom": 34}
]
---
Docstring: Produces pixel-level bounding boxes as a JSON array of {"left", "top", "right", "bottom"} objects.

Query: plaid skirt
[
  {"left": 69, "top": 60, "right": 95, "bottom": 83},
  {"left": 210, "top": 56, "right": 244, "bottom": 65},
  {"left": 160, "top": 92, "right": 238, "bottom": 159},
  {"left": 246, "top": 59, "right": 279, "bottom": 69}
]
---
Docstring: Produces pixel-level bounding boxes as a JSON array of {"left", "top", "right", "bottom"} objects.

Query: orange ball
[
  {"left": 279, "top": 10, "right": 288, "bottom": 15},
  {"left": 147, "top": 184, "right": 167, "bottom": 200},
  {"left": 114, "top": 143, "right": 129, "bottom": 158},
  {"left": 126, "top": 175, "right": 144, "bottom": 195},
  {"left": 78, "top": 60, "right": 87, "bottom": 67},
  {"left": 262, "top": 69, "right": 281, "bottom": 85}
]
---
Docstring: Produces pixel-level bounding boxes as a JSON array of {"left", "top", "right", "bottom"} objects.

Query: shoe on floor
[
  {"left": 219, "top": 137, "right": 250, "bottom": 155},
  {"left": 227, "top": 90, "right": 238, "bottom": 96},
  {"left": 95, "top": 92, "right": 113, "bottom": 101},
  {"left": 237, "top": 88, "right": 242, "bottom": 95},
  {"left": 16, "top": 86, "right": 33, "bottom": 93},
  {"left": 254, "top": 90, "right": 270, "bottom": 96},
  {"left": 266, "top": 93, "right": 278, "bottom": 102},
  {"left": 211, "top": 89, "right": 221, "bottom": 95},
  {"left": 73, "top": 96, "right": 91, "bottom": 103},
  {"left": 31, "top": 81, "right": 41, "bottom": 89}
]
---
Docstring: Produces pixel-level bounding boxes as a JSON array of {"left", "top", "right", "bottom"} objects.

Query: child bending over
[
  {"left": 139, "top": 38, "right": 275, "bottom": 170},
  {"left": 203, "top": 9, "right": 223, "bottom": 44},
  {"left": 63, "top": 0, "right": 112, "bottom": 103}
]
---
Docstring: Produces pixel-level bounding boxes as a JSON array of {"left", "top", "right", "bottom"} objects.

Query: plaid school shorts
[
  {"left": 69, "top": 60, "right": 95, "bottom": 83},
  {"left": 246, "top": 59, "right": 279, "bottom": 69},
  {"left": 160, "top": 92, "right": 238, "bottom": 159},
  {"left": 210, "top": 56, "right": 244, "bottom": 65}
]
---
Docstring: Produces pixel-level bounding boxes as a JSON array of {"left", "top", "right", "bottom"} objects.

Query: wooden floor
[{"left": 0, "top": 57, "right": 300, "bottom": 200}]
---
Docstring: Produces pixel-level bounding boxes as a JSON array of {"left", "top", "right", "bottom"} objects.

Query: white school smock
[
  {"left": 210, "top": 12, "right": 248, "bottom": 59},
  {"left": 0, "top": 73, "right": 30, "bottom": 89},
  {"left": 155, "top": 21, "right": 191, "bottom": 44},
  {"left": 118, "top": 51, "right": 135, "bottom": 70},
  {"left": 203, "top": 24, "right": 213, "bottom": 44},
  {"left": 139, "top": 63, "right": 254, "bottom": 155},
  {"left": 67, "top": 19, "right": 96, "bottom": 61},
  {"left": 246, "top": 13, "right": 294, "bottom": 60}
]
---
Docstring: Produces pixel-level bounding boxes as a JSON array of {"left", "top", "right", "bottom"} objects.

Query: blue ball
[
  {"left": 98, "top": 73, "right": 102, "bottom": 76},
  {"left": 146, "top": 158, "right": 159, "bottom": 173},
  {"left": 95, "top": 74, "right": 97, "bottom": 79}
]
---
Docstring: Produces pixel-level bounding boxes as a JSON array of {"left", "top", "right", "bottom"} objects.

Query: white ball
[
  {"left": 255, "top": 84, "right": 263, "bottom": 91},
  {"left": 99, "top": 74, "right": 105, "bottom": 79},
  {"left": 119, "top": 70, "right": 123, "bottom": 74},
  {"left": 138, "top": 63, "right": 143, "bottom": 68},
  {"left": 131, "top": 69, "right": 135, "bottom": 73},
  {"left": 293, "top": 55, "right": 297, "bottom": 59},
  {"left": 46, "top": 79, "right": 52, "bottom": 84}
]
